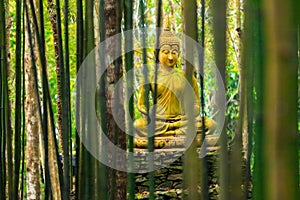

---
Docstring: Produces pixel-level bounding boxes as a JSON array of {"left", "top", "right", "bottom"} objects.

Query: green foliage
[{"left": 7, "top": 0, "right": 78, "bottom": 134}]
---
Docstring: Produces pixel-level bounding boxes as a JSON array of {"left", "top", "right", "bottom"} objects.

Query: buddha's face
[{"left": 159, "top": 44, "right": 179, "bottom": 67}]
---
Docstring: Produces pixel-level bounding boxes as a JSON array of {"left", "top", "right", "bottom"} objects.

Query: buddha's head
[
  {"left": 158, "top": 17, "right": 180, "bottom": 67},
  {"left": 158, "top": 44, "right": 179, "bottom": 67}
]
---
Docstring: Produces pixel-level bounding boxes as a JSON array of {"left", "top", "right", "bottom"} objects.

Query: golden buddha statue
[{"left": 134, "top": 18, "right": 216, "bottom": 148}]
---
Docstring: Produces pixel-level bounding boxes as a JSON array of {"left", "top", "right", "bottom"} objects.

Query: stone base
[{"left": 134, "top": 148, "right": 219, "bottom": 199}]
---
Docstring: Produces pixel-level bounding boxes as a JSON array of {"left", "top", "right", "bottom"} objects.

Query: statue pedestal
[
  {"left": 134, "top": 134, "right": 220, "bottom": 149},
  {"left": 134, "top": 144, "right": 220, "bottom": 199}
]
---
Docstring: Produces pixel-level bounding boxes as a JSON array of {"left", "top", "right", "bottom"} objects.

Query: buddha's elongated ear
[{"left": 175, "top": 47, "right": 181, "bottom": 58}]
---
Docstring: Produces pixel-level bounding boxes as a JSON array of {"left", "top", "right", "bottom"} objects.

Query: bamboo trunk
[
  {"left": 211, "top": 0, "right": 229, "bottom": 199},
  {"left": 263, "top": 0, "right": 299, "bottom": 199},
  {"left": 24, "top": 1, "right": 41, "bottom": 198},
  {"left": 13, "top": 0, "right": 23, "bottom": 198},
  {"left": 183, "top": 0, "right": 201, "bottom": 200}
]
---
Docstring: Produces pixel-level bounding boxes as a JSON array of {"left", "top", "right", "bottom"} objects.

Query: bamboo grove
[{"left": 0, "top": 0, "right": 299, "bottom": 199}]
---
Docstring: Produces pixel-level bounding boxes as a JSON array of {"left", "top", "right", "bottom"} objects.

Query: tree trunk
[
  {"left": 47, "top": 0, "right": 64, "bottom": 158},
  {"left": 104, "top": 0, "right": 127, "bottom": 199},
  {"left": 24, "top": 1, "right": 41, "bottom": 198},
  {"left": 28, "top": 1, "right": 63, "bottom": 198},
  {"left": 47, "top": 109, "right": 62, "bottom": 200}
]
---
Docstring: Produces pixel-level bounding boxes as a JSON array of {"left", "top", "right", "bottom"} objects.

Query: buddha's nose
[{"left": 168, "top": 53, "right": 173, "bottom": 61}]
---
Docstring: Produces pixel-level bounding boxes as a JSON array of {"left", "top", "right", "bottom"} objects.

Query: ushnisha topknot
[{"left": 159, "top": 16, "right": 180, "bottom": 48}]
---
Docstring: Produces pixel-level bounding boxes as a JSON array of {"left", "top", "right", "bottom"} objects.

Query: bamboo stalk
[
  {"left": 113, "top": 0, "right": 127, "bottom": 199},
  {"left": 47, "top": 0, "right": 65, "bottom": 165},
  {"left": 124, "top": 0, "right": 135, "bottom": 199},
  {"left": 230, "top": 0, "right": 244, "bottom": 197},
  {"left": 0, "top": 0, "right": 8, "bottom": 198},
  {"left": 242, "top": 0, "right": 257, "bottom": 199},
  {"left": 97, "top": 0, "right": 109, "bottom": 198},
  {"left": 53, "top": 0, "right": 72, "bottom": 198},
  {"left": 139, "top": 4, "right": 150, "bottom": 195},
  {"left": 198, "top": 0, "right": 209, "bottom": 198},
  {"left": 55, "top": 0, "right": 66, "bottom": 156},
  {"left": 20, "top": 4, "right": 26, "bottom": 198},
  {"left": 249, "top": 1, "right": 265, "bottom": 199},
  {"left": 263, "top": 0, "right": 299, "bottom": 199},
  {"left": 63, "top": 0, "right": 71, "bottom": 198},
  {"left": 78, "top": 0, "right": 88, "bottom": 197},
  {"left": 82, "top": 0, "right": 96, "bottom": 199},
  {"left": 139, "top": 0, "right": 150, "bottom": 127},
  {"left": 182, "top": 0, "right": 202, "bottom": 199},
  {"left": 211, "top": 0, "right": 229, "bottom": 199},
  {"left": 13, "top": 0, "right": 23, "bottom": 198},
  {"left": 4, "top": 1, "right": 14, "bottom": 196},
  {"left": 1, "top": 0, "right": 14, "bottom": 198},
  {"left": 75, "top": 0, "right": 83, "bottom": 199},
  {"left": 36, "top": 0, "right": 52, "bottom": 197},
  {"left": 146, "top": 1, "right": 162, "bottom": 199},
  {"left": 0, "top": 66, "right": 3, "bottom": 200}
]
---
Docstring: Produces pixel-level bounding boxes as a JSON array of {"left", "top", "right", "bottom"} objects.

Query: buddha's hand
[{"left": 138, "top": 107, "right": 167, "bottom": 121}]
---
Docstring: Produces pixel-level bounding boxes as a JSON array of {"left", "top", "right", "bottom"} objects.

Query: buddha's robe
[{"left": 134, "top": 69, "right": 215, "bottom": 137}]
